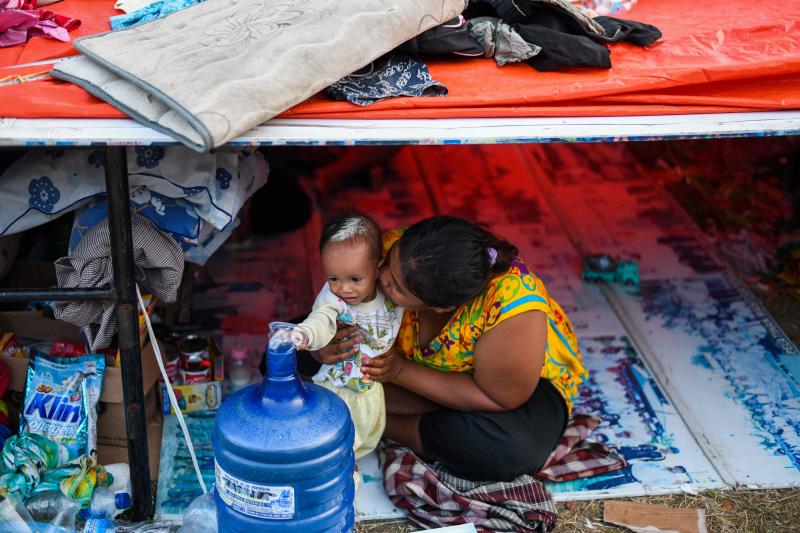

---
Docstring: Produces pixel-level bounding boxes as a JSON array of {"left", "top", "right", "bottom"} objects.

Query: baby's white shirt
[{"left": 295, "top": 283, "right": 403, "bottom": 388}]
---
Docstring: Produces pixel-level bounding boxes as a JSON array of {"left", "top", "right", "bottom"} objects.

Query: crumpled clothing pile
[
  {"left": 0, "top": 433, "right": 111, "bottom": 508},
  {"left": 0, "top": 0, "right": 79, "bottom": 47},
  {"left": 324, "top": 0, "right": 659, "bottom": 106},
  {"left": 466, "top": 0, "right": 661, "bottom": 71}
]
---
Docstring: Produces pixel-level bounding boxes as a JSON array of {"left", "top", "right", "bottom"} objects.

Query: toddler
[{"left": 294, "top": 214, "right": 402, "bottom": 459}]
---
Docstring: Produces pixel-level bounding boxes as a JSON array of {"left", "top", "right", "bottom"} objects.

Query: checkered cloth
[
  {"left": 53, "top": 213, "right": 184, "bottom": 351},
  {"left": 380, "top": 414, "right": 626, "bottom": 532},
  {"left": 537, "top": 414, "right": 626, "bottom": 482}
]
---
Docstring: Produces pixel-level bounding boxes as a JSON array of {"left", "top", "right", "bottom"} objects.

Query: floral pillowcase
[{"left": 0, "top": 146, "right": 267, "bottom": 265}]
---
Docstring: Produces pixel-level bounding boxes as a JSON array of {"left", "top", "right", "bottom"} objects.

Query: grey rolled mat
[{"left": 51, "top": 0, "right": 466, "bottom": 152}]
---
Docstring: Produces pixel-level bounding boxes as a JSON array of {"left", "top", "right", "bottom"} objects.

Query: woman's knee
[
  {"left": 419, "top": 407, "right": 560, "bottom": 481},
  {"left": 449, "top": 433, "right": 546, "bottom": 481}
]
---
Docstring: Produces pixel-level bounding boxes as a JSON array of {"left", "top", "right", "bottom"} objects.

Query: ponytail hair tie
[{"left": 487, "top": 247, "right": 498, "bottom": 267}]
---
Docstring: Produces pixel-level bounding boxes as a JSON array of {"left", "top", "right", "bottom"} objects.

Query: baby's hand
[{"left": 292, "top": 329, "right": 309, "bottom": 350}]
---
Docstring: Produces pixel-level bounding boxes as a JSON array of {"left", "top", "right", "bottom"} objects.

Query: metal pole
[
  {"left": 104, "top": 146, "right": 154, "bottom": 520},
  {"left": 0, "top": 287, "right": 114, "bottom": 302}
]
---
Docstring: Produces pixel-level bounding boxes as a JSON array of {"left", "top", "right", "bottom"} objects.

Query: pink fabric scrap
[{"left": 0, "top": 0, "right": 78, "bottom": 47}]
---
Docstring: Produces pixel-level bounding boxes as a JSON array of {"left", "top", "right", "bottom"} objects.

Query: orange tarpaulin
[{"left": 1, "top": 0, "right": 799, "bottom": 119}]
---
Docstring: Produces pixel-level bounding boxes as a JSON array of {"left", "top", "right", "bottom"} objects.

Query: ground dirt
[{"left": 357, "top": 488, "right": 800, "bottom": 532}]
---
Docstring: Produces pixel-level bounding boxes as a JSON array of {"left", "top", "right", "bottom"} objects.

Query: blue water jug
[{"left": 213, "top": 322, "right": 355, "bottom": 532}]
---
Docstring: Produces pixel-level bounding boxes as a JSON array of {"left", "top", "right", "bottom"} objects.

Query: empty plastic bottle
[
  {"left": 0, "top": 495, "right": 36, "bottom": 533},
  {"left": 90, "top": 487, "right": 132, "bottom": 519},
  {"left": 85, "top": 518, "right": 180, "bottom": 533},
  {"left": 24, "top": 491, "right": 64, "bottom": 522},
  {"left": 44, "top": 496, "right": 80, "bottom": 533},
  {"left": 22, "top": 490, "right": 80, "bottom": 532},
  {"left": 178, "top": 491, "right": 218, "bottom": 533},
  {"left": 105, "top": 463, "right": 132, "bottom": 503},
  {"left": 83, "top": 520, "right": 181, "bottom": 533}
]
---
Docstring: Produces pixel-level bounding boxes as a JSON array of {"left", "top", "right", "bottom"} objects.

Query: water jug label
[{"left": 215, "top": 461, "right": 295, "bottom": 520}]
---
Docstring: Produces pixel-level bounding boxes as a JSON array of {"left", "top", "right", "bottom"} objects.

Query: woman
[{"left": 313, "top": 216, "right": 587, "bottom": 481}]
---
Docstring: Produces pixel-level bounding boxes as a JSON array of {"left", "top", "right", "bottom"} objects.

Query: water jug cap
[{"left": 115, "top": 492, "right": 132, "bottom": 510}]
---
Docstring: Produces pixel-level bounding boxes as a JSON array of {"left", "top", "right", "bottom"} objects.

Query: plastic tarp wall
[{"left": 1, "top": 0, "right": 799, "bottom": 118}]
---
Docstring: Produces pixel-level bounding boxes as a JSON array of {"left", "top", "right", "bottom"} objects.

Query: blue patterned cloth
[
  {"left": 70, "top": 193, "right": 201, "bottom": 250},
  {"left": 0, "top": 147, "right": 268, "bottom": 265},
  {"left": 327, "top": 55, "right": 447, "bottom": 106},
  {"left": 110, "top": 0, "right": 205, "bottom": 30}
]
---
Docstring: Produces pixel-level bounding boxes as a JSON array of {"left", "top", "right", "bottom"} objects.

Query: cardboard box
[
  {"left": 97, "top": 388, "right": 161, "bottom": 442},
  {"left": 1, "top": 311, "right": 161, "bottom": 404},
  {"left": 160, "top": 380, "right": 222, "bottom": 415},
  {"left": 97, "top": 418, "right": 163, "bottom": 481}
]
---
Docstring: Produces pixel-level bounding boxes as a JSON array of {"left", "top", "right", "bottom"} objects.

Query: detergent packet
[{"left": 20, "top": 351, "right": 105, "bottom": 460}]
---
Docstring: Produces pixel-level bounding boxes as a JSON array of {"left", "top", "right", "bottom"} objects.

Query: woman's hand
[
  {"left": 311, "top": 325, "right": 363, "bottom": 364},
  {"left": 361, "top": 346, "right": 405, "bottom": 383}
]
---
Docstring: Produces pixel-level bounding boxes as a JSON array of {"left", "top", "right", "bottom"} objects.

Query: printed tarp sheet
[
  {"left": 522, "top": 142, "right": 800, "bottom": 489},
  {"left": 156, "top": 143, "right": 800, "bottom": 522},
  {"left": 1, "top": 0, "right": 800, "bottom": 124}
]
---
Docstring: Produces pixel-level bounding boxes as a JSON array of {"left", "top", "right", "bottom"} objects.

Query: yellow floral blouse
[{"left": 384, "top": 229, "right": 587, "bottom": 412}]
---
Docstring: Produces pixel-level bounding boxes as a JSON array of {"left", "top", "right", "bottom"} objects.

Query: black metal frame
[{"left": 0, "top": 147, "right": 153, "bottom": 519}]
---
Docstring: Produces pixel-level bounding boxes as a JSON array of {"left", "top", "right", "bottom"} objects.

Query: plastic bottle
[
  {"left": 213, "top": 322, "right": 355, "bottom": 532},
  {"left": 177, "top": 491, "right": 218, "bottom": 533},
  {"left": 23, "top": 490, "right": 80, "bottom": 532},
  {"left": 42, "top": 493, "right": 80, "bottom": 533},
  {"left": 0, "top": 495, "right": 36, "bottom": 533},
  {"left": 226, "top": 343, "right": 252, "bottom": 393},
  {"left": 24, "top": 490, "right": 64, "bottom": 521},
  {"left": 83, "top": 520, "right": 180, "bottom": 533},
  {"left": 89, "top": 487, "right": 132, "bottom": 519},
  {"left": 105, "top": 463, "right": 133, "bottom": 504}
]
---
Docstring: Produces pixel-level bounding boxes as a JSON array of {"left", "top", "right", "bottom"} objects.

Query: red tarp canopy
[{"left": 0, "top": 0, "right": 799, "bottom": 119}]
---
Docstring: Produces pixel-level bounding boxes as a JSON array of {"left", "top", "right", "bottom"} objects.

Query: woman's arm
[
  {"left": 310, "top": 325, "right": 364, "bottom": 364},
  {"left": 362, "top": 311, "right": 547, "bottom": 412}
]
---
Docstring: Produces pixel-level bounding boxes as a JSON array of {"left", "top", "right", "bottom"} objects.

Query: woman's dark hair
[
  {"left": 319, "top": 213, "right": 382, "bottom": 261},
  {"left": 397, "top": 216, "right": 517, "bottom": 308}
]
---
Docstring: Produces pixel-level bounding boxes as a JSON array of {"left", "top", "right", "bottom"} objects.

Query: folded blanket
[
  {"left": 51, "top": 0, "right": 466, "bottom": 151},
  {"left": 381, "top": 414, "right": 626, "bottom": 532}
]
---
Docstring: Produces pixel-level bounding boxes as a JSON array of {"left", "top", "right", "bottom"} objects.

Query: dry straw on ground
[{"left": 357, "top": 488, "right": 800, "bottom": 533}]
